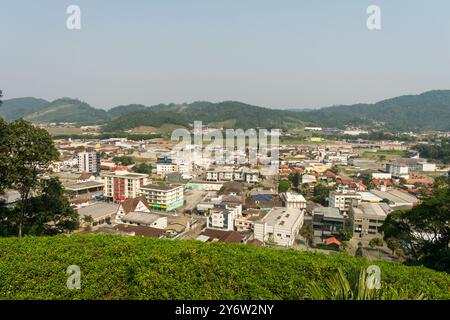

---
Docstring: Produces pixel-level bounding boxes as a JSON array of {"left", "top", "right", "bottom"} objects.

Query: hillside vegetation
[
  {"left": 2, "top": 90, "right": 450, "bottom": 131},
  {"left": 295, "top": 90, "right": 450, "bottom": 131},
  {"left": 0, "top": 235, "right": 448, "bottom": 300}
]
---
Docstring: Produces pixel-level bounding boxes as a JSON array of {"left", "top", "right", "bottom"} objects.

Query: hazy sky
[{"left": 1, "top": 0, "right": 450, "bottom": 109}]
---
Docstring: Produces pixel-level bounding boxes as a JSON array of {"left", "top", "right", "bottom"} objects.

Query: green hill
[
  {"left": 0, "top": 235, "right": 448, "bottom": 300},
  {"left": 104, "top": 101, "right": 304, "bottom": 131},
  {"left": 0, "top": 97, "right": 49, "bottom": 121},
  {"left": 3, "top": 90, "right": 450, "bottom": 131},
  {"left": 23, "top": 98, "right": 109, "bottom": 124},
  {"left": 294, "top": 90, "right": 450, "bottom": 131},
  {"left": 107, "top": 104, "right": 149, "bottom": 118}
]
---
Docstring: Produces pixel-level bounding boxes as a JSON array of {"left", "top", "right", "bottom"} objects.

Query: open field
[{"left": 362, "top": 150, "right": 408, "bottom": 160}]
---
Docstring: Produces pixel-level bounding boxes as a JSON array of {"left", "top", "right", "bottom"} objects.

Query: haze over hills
[{"left": 1, "top": 90, "right": 450, "bottom": 131}]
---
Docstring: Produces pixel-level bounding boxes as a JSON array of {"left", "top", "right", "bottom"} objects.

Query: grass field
[{"left": 362, "top": 150, "right": 407, "bottom": 160}]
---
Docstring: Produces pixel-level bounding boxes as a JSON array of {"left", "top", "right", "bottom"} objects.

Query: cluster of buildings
[{"left": 42, "top": 132, "right": 449, "bottom": 254}]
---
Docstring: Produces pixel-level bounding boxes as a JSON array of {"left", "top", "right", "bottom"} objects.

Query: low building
[
  {"left": 139, "top": 183, "right": 184, "bottom": 211},
  {"left": 369, "top": 189, "right": 419, "bottom": 209},
  {"left": 120, "top": 211, "right": 167, "bottom": 229},
  {"left": 198, "top": 228, "right": 244, "bottom": 243},
  {"left": 281, "top": 192, "right": 307, "bottom": 209},
  {"left": 349, "top": 203, "right": 392, "bottom": 240},
  {"left": 409, "top": 162, "right": 436, "bottom": 172},
  {"left": 372, "top": 172, "right": 392, "bottom": 180},
  {"left": 254, "top": 207, "right": 304, "bottom": 247},
  {"left": 115, "top": 196, "right": 150, "bottom": 223},
  {"left": 113, "top": 224, "right": 165, "bottom": 238},
  {"left": 312, "top": 207, "right": 346, "bottom": 243},
  {"left": 77, "top": 202, "right": 120, "bottom": 227}
]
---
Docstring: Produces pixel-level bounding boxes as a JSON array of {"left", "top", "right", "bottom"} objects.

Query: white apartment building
[
  {"left": 254, "top": 207, "right": 304, "bottom": 247},
  {"left": 206, "top": 167, "right": 259, "bottom": 183},
  {"left": 281, "top": 192, "right": 307, "bottom": 209},
  {"left": 206, "top": 205, "right": 242, "bottom": 231},
  {"left": 139, "top": 184, "right": 184, "bottom": 211},
  {"left": 78, "top": 151, "right": 100, "bottom": 174},
  {"left": 329, "top": 190, "right": 362, "bottom": 213}
]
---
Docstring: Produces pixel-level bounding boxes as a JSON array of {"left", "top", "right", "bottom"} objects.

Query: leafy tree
[
  {"left": 1, "top": 119, "right": 59, "bottom": 237},
  {"left": 278, "top": 180, "right": 290, "bottom": 193},
  {"left": 288, "top": 172, "right": 301, "bottom": 190},
  {"left": 300, "top": 224, "right": 314, "bottom": 248},
  {"left": 380, "top": 182, "right": 450, "bottom": 272},
  {"left": 369, "top": 237, "right": 384, "bottom": 249},
  {"left": 369, "top": 237, "right": 384, "bottom": 258},
  {"left": 83, "top": 215, "right": 94, "bottom": 230},
  {"left": 339, "top": 228, "right": 353, "bottom": 242},
  {"left": 386, "top": 238, "right": 403, "bottom": 256},
  {"left": 133, "top": 163, "right": 153, "bottom": 174},
  {"left": 18, "top": 178, "right": 79, "bottom": 235},
  {"left": 112, "top": 156, "right": 135, "bottom": 166},
  {"left": 312, "top": 183, "right": 334, "bottom": 206}
]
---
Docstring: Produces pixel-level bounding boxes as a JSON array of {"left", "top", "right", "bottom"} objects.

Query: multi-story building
[
  {"left": 281, "top": 192, "right": 307, "bottom": 209},
  {"left": 78, "top": 151, "right": 100, "bottom": 174},
  {"left": 206, "top": 203, "right": 242, "bottom": 231},
  {"left": 139, "top": 183, "right": 184, "bottom": 211},
  {"left": 328, "top": 190, "right": 361, "bottom": 213},
  {"left": 312, "top": 207, "right": 346, "bottom": 243},
  {"left": 103, "top": 170, "right": 149, "bottom": 202},
  {"left": 205, "top": 167, "right": 259, "bottom": 183},
  {"left": 385, "top": 161, "right": 409, "bottom": 178},
  {"left": 349, "top": 203, "right": 392, "bottom": 240},
  {"left": 254, "top": 207, "right": 304, "bottom": 247}
]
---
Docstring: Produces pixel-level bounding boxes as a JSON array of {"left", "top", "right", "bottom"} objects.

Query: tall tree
[
  {"left": 2, "top": 119, "right": 59, "bottom": 237},
  {"left": 380, "top": 181, "right": 450, "bottom": 272},
  {"left": 22, "top": 178, "right": 79, "bottom": 235}
]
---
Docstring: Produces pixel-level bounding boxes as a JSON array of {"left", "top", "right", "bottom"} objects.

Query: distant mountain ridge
[
  {"left": 2, "top": 90, "right": 450, "bottom": 131},
  {"left": 293, "top": 90, "right": 450, "bottom": 131}
]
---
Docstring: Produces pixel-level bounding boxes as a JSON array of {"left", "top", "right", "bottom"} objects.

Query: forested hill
[
  {"left": 2, "top": 90, "right": 450, "bottom": 131},
  {"left": 293, "top": 90, "right": 450, "bottom": 131},
  {"left": 103, "top": 101, "right": 304, "bottom": 131}
]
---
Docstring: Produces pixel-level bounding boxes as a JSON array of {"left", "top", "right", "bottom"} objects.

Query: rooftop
[
  {"left": 77, "top": 202, "right": 119, "bottom": 219},
  {"left": 121, "top": 212, "right": 164, "bottom": 225},
  {"left": 140, "top": 183, "right": 183, "bottom": 191},
  {"left": 258, "top": 207, "right": 303, "bottom": 227},
  {"left": 312, "top": 207, "right": 341, "bottom": 218},
  {"left": 352, "top": 203, "right": 392, "bottom": 218},
  {"left": 282, "top": 192, "right": 306, "bottom": 203},
  {"left": 370, "top": 189, "right": 418, "bottom": 206}
]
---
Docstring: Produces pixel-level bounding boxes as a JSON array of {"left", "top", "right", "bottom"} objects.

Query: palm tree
[{"left": 307, "top": 268, "right": 426, "bottom": 300}]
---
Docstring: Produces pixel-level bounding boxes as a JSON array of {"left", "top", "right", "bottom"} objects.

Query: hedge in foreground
[{"left": 0, "top": 235, "right": 448, "bottom": 300}]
